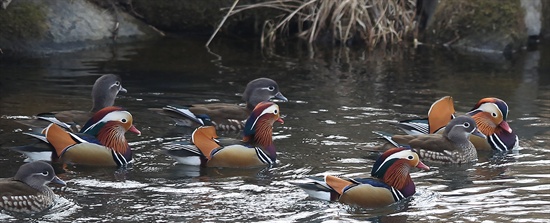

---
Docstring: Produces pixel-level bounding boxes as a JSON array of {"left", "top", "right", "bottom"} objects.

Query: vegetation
[
  {"left": 215, "top": 0, "right": 417, "bottom": 48},
  {"left": 0, "top": 2, "right": 47, "bottom": 42},
  {"left": 428, "top": 0, "right": 524, "bottom": 43}
]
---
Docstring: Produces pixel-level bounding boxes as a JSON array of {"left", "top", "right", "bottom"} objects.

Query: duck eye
[
  {"left": 268, "top": 86, "right": 275, "bottom": 91},
  {"left": 463, "top": 122, "right": 470, "bottom": 128},
  {"left": 273, "top": 109, "right": 278, "bottom": 114},
  {"left": 407, "top": 156, "right": 414, "bottom": 160},
  {"left": 492, "top": 112, "right": 497, "bottom": 117},
  {"left": 42, "top": 171, "right": 49, "bottom": 176},
  {"left": 114, "top": 81, "right": 120, "bottom": 86},
  {"left": 121, "top": 118, "right": 127, "bottom": 123}
]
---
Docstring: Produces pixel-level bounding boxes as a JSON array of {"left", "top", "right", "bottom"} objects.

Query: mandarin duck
[
  {"left": 295, "top": 147, "right": 429, "bottom": 208},
  {"left": 16, "top": 74, "right": 127, "bottom": 132},
  {"left": 0, "top": 161, "right": 66, "bottom": 213},
  {"left": 396, "top": 97, "right": 518, "bottom": 152},
  {"left": 377, "top": 116, "right": 485, "bottom": 164},
  {"left": 396, "top": 96, "right": 455, "bottom": 135},
  {"left": 163, "top": 101, "right": 284, "bottom": 167},
  {"left": 11, "top": 106, "right": 141, "bottom": 167},
  {"left": 158, "top": 78, "right": 287, "bottom": 131}
]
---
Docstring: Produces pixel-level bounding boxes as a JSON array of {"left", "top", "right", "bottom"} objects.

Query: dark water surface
[{"left": 1, "top": 37, "right": 550, "bottom": 222}]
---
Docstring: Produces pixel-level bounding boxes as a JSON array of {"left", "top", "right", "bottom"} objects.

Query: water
[{"left": 1, "top": 37, "right": 550, "bottom": 222}]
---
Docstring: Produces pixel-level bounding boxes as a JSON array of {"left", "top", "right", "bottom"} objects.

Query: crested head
[
  {"left": 91, "top": 74, "right": 127, "bottom": 112},
  {"left": 242, "top": 78, "right": 287, "bottom": 110},
  {"left": 243, "top": 102, "right": 283, "bottom": 152},
  {"left": 82, "top": 106, "right": 126, "bottom": 133},
  {"left": 14, "top": 161, "right": 66, "bottom": 190},
  {"left": 80, "top": 106, "right": 140, "bottom": 136},
  {"left": 472, "top": 97, "right": 509, "bottom": 120},
  {"left": 466, "top": 102, "right": 507, "bottom": 135},
  {"left": 371, "top": 148, "right": 428, "bottom": 194},
  {"left": 371, "top": 148, "right": 428, "bottom": 178},
  {"left": 244, "top": 102, "right": 283, "bottom": 134},
  {"left": 80, "top": 106, "right": 140, "bottom": 159}
]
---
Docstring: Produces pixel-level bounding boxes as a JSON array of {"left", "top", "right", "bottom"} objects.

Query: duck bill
[
  {"left": 472, "top": 128, "right": 486, "bottom": 139},
  {"left": 276, "top": 117, "right": 284, "bottom": 124},
  {"left": 50, "top": 176, "right": 67, "bottom": 186},
  {"left": 416, "top": 161, "right": 430, "bottom": 171},
  {"left": 119, "top": 86, "right": 128, "bottom": 93},
  {"left": 129, "top": 125, "right": 142, "bottom": 136},
  {"left": 273, "top": 92, "right": 288, "bottom": 102},
  {"left": 499, "top": 120, "right": 512, "bottom": 133}
]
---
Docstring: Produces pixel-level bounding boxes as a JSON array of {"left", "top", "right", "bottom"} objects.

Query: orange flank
[
  {"left": 428, "top": 96, "right": 455, "bottom": 134},
  {"left": 325, "top": 175, "right": 354, "bottom": 195},
  {"left": 43, "top": 123, "right": 77, "bottom": 156},
  {"left": 191, "top": 126, "right": 222, "bottom": 160}
]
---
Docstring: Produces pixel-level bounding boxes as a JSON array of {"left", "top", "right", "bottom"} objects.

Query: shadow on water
[{"left": 1, "top": 36, "right": 550, "bottom": 221}]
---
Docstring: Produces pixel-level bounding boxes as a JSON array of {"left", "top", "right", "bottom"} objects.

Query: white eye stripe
[
  {"left": 375, "top": 150, "right": 416, "bottom": 173},
  {"left": 478, "top": 103, "right": 502, "bottom": 118},
  {"left": 250, "top": 104, "right": 280, "bottom": 129},
  {"left": 110, "top": 81, "right": 121, "bottom": 89},
  {"left": 261, "top": 86, "right": 276, "bottom": 91},
  {"left": 82, "top": 111, "right": 132, "bottom": 132}
]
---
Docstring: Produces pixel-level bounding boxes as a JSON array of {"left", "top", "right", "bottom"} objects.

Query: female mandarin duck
[
  {"left": 0, "top": 161, "right": 66, "bottom": 213},
  {"left": 396, "top": 96, "right": 518, "bottom": 152},
  {"left": 163, "top": 101, "right": 284, "bottom": 167},
  {"left": 295, "top": 148, "right": 429, "bottom": 208},
  {"left": 159, "top": 78, "right": 287, "bottom": 131},
  {"left": 378, "top": 116, "right": 485, "bottom": 164},
  {"left": 12, "top": 106, "right": 141, "bottom": 167},
  {"left": 17, "top": 74, "right": 127, "bottom": 132}
]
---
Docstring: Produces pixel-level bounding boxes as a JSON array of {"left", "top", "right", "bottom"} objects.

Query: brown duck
[
  {"left": 159, "top": 78, "right": 287, "bottom": 131},
  {"left": 376, "top": 116, "right": 485, "bottom": 164},
  {"left": 0, "top": 161, "right": 66, "bottom": 213}
]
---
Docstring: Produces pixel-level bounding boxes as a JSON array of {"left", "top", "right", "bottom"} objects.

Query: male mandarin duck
[
  {"left": 11, "top": 106, "right": 141, "bottom": 167},
  {"left": 377, "top": 116, "right": 485, "bottom": 164},
  {"left": 163, "top": 101, "right": 284, "bottom": 167},
  {"left": 466, "top": 98, "right": 518, "bottom": 151},
  {"left": 0, "top": 161, "right": 66, "bottom": 213},
  {"left": 17, "top": 74, "right": 127, "bottom": 132},
  {"left": 295, "top": 147, "right": 429, "bottom": 208},
  {"left": 159, "top": 78, "right": 287, "bottom": 131},
  {"left": 396, "top": 96, "right": 518, "bottom": 152}
]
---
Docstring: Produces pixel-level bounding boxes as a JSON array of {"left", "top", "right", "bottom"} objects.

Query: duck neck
[
  {"left": 447, "top": 131, "right": 473, "bottom": 149},
  {"left": 97, "top": 122, "right": 131, "bottom": 159},
  {"left": 251, "top": 119, "right": 276, "bottom": 160},
  {"left": 382, "top": 163, "right": 415, "bottom": 197},
  {"left": 91, "top": 94, "right": 114, "bottom": 113}
]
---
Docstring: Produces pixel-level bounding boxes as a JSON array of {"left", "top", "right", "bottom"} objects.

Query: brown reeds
[{"left": 211, "top": 0, "right": 417, "bottom": 48}]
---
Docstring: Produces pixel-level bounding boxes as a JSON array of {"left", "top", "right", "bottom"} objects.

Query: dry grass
[{"left": 221, "top": 0, "right": 417, "bottom": 48}]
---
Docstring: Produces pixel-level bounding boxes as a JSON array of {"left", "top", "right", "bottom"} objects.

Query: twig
[{"left": 206, "top": 0, "right": 239, "bottom": 47}]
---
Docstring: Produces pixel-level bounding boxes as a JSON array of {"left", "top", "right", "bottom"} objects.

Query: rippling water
[{"left": 1, "top": 37, "right": 550, "bottom": 222}]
